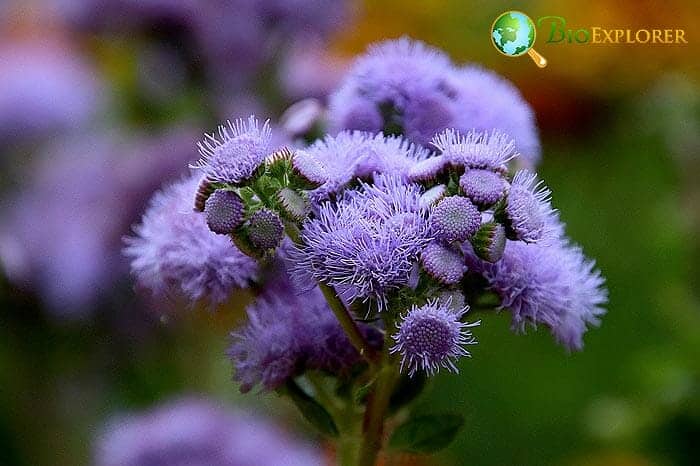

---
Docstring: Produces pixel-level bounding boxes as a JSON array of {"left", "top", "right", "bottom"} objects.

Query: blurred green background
[{"left": 1, "top": 1, "right": 698, "bottom": 465}]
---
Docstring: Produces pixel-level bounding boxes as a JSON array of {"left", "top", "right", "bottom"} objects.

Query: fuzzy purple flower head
[
  {"left": 95, "top": 396, "right": 322, "bottom": 466},
  {"left": 292, "top": 131, "right": 428, "bottom": 199},
  {"left": 192, "top": 116, "right": 271, "bottom": 184},
  {"left": 124, "top": 175, "right": 257, "bottom": 305},
  {"left": 391, "top": 298, "right": 479, "bottom": 376},
  {"left": 294, "top": 175, "right": 430, "bottom": 309},
  {"left": 466, "top": 218, "right": 607, "bottom": 350},
  {"left": 229, "top": 262, "right": 380, "bottom": 392},
  {"left": 432, "top": 128, "right": 518, "bottom": 173},
  {"left": 500, "top": 170, "right": 556, "bottom": 243},
  {"left": 329, "top": 37, "right": 540, "bottom": 165}
]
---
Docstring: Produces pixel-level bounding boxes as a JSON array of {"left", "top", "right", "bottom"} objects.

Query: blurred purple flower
[
  {"left": 0, "top": 41, "right": 104, "bottom": 145},
  {"left": 124, "top": 174, "right": 258, "bottom": 306},
  {"left": 95, "top": 396, "right": 323, "bottom": 466},
  {"left": 328, "top": 37, "right": 541, "bottom": 166},
  {"left": 0, "top": 127, "right": 199, "bottom": 318}
]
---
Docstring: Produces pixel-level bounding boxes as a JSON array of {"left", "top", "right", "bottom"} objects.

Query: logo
[
  {"left": 491, "top": 11, "right": 688, "bottom": 68},
  {"left": 491, "top": 11, "right": 547, "bottom": 68}
]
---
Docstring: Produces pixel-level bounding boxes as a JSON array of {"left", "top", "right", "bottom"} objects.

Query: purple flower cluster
[
  {"left": 121, "top": 37, "right": 607, "bottom": 390},
  {"left": 328, "top": 37, "right": 541, "bottom": 167},
  {"left": 229, "top": 262, "right": 380, "bottom": 392},
  {"left": 95, "top": 397, "right": 322, "bottom": 466}
]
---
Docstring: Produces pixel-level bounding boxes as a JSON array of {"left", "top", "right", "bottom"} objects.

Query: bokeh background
[{"left": 1, "top": 1, "right": 698, "bottom": 465}]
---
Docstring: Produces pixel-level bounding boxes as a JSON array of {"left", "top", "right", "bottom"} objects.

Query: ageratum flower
[
  {"left": 501, "top": 170, "right": 556, "bottom": 243},
  {"left": 95, "top": 397, "right": 322, "bottom": 466},
  {"left": 328, "top": 37, "right": 540, "bottom": 165},
  {"left": 391, "top": 299, "right": 479, "bottom": 376},
  {"left": 328, "top": 38, "right": 454, "bottom": 146},
  {"left": 431, "top": 128, "right": 518, "bottom": 173},
  {"left": 292, "top": 131, "right": 429, "bottom": 199},
  {"left": 229, "top": 265, "right": 378, "bottom": 392},
  {"left": 124, "top": 175, "right": 257, "bottom": 305},
  {"left": 294, "top": 175, "right": 430, "bottom": 310},
  {"left": 191, "top": 116, "right": 271, "bottom": 184},
  {"left": 465, "top": 223, "right": 607, "bottom": 351}
]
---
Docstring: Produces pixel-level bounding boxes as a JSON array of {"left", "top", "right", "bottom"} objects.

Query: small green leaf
[
  {"left": 389, "top": 413, "right": 464, "bottom": 453},
  {"left": 281, "top": 380, "right": 339, "bottom": 438},
  {"left": 389, "top": 373, "right": 427, "bottom": 413},
  {"left": 353, "top": 378, "right": 376, "bottom": 405}
]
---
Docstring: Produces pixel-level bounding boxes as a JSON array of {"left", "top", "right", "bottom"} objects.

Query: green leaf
[
  {"left": 281, "top": 380, "right": 339, "bottom": 438},
  {"left": 389, "top": 413, "right": 465, "bottom": 453},
  {"left": 389, "top": 373, "right": 427, "bottom": 413}
]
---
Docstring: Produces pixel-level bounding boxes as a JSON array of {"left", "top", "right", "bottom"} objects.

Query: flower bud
[
  {"left": 430, "top": 196, "right": 481, "bottom": 242},
  {"left": 470, "top": 221, "right": 506, "bottom": 263},
  {"left": 247, "top": 208, "right": 284, "bottom": 250},
  {"left": 204, "top": 189, "right": 245, "bottom": 235}
]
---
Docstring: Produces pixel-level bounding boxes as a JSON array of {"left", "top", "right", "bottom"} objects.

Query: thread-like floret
[
  {"left": 502, "top": 170, "right": 555, "bottom": 242},
  {"left": 191, "top": 116, "right": 271, "bottom": 184}
]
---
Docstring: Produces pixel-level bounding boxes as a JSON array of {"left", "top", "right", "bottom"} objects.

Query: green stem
[
  {"left": 320, "top": 283, "right": 379, "bottom": 366},
  {"left": 357, "top": 358, "right": 399, "bottom": 466}
]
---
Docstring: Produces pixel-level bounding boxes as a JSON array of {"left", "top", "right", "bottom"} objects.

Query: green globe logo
[{"left": 491, "top": 11, "right": 547, "bottom": 67}]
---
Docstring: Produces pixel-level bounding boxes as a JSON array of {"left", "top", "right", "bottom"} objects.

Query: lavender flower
[
  {"left": 191, "top": 116, "right": 271, "bottom": 184},
  {"left": 124, "top": 175, "right": 257, "bottom": 305},
  {"left": 294, "top": 131, "right": 429, "bottom": 198},
  {"left": 229, "top": 264, "right": 377, "bottom": 392},
  {"left": 204, "top": 189, "right": 245, "bottom": 235},
  {"left": 459, "top": 169, "right": 509, "bottom": 208},
  {"left": 0, "top": 127, "right": 197, "bottom": 317},
  {"left": 420, "top": 242, "right": 467, "bottom": 285},
  {"left": 294, "top": 175, "right": 430, "bottom": 309},
  {"left": 328, "top": 37, "right": 540, "bottom": 165},
  {"left": 0, "top": 41, "right": 104, "bottom": 145},
  {"left": 430, "top": 196, "right": 481, "bottom": 243},
  {"left": 328, "top": 38, "right": 454, "bottom": 145},
  {"left": 95, "top": 397, "right": 322, "bottom": 466},
  {"left": 466, "top": 226, "right": 607, "bottom": 351},
  {"left": 391, "top": 299, "right": 479, "bottom": 376},
  {"left": 431, "top": 129, "right": 518, "bottom": 172},
  {"left": 500, "top": 170, "right": 556, "bottom": 243}
]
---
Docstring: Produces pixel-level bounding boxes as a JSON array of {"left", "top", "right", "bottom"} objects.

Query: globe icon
[{"left": 491, "top": 11, "right": 547, "bottom": 67}]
